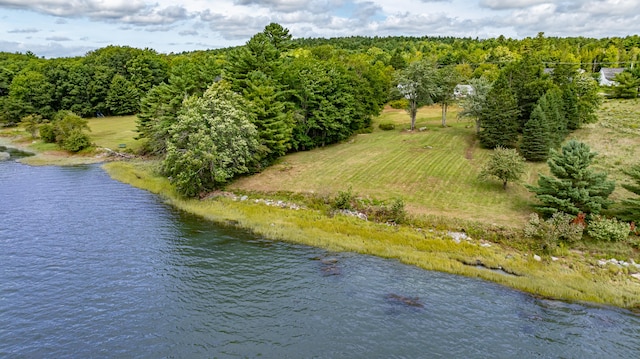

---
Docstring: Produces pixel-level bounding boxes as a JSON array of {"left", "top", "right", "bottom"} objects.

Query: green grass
[
  {"left": 87, "top": 115, "right": 144, "bottom": 152},
  {"left": 231, "top": 105, "right": 545, "bottom": 226},
  {"left": 104, "top": 160, "right": 640, "bottom": 310}
]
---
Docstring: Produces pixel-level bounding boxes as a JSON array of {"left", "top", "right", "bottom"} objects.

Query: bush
[
  {"left": 39, "top": 123, "right": 56, "bottom": 143},
  {"left": 387, "top": 99, "right": 408, "bottom": 109},
  {"left": 332, "top": 187, "right": 355, "bottom": 210},
  {"left": 378, "top": 121, "right": 396, "bottom": 131},
  {"left": 524, "top": 212, "right": 584, "bottom": 253},
  {"left": 62, "top": 130, "right": 92, "bottom": 152},
  {"left": 586, "top": 216, "right": 630, "bottom": 242}
]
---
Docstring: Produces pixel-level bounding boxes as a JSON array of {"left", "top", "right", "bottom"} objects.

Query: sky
[{"left": 1, "top": 0, "right": 639, "bottom": 58}]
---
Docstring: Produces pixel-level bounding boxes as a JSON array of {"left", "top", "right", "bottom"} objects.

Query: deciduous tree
[
  {"left": 479, "top": 146, "right": 526, "bottom": 189},
  {"left": 394, "top": 60, "right": 437, "bottom": 130},
  {"left": 162, "top": 81, "right": 260, "bottom": 197}
]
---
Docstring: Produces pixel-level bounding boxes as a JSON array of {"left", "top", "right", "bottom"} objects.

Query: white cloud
[
  {"left": 479, "top": 0, "right": 551, "bottom": 10},
  {"left": 2, "top": 0, "right": 640, "bottom": 57}
]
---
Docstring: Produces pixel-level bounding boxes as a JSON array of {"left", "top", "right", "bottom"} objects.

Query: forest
[{"left": 1, "top": 25, "right": 640, "bottom": 201}]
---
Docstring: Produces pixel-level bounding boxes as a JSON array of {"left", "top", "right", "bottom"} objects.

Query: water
[{"left": 1, "top": 161, "right": 639, "bottom": 358}]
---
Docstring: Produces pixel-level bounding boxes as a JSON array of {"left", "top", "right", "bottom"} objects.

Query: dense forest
[{"left": 2, "top": 25, "right": 640, "bottom": 198}]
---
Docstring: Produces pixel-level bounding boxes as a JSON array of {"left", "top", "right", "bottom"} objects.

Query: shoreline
[
  {"left": 2, "top": 133, "right": 639, "bottom": 312},
  {"left": 102, "top": 160, "right": 640, "bottom": 312}
]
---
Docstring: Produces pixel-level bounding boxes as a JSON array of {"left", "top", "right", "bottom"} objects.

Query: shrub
[
  {"left": 378, "top": 121, "right": 396, "bottom": 131},
  {"left": 39, "top": 123, "right": 56, "bottom": 143},
  {"left": 364, "top": 197, "right": 407, "bottom": 224},
  {"left": 62, "top": 130, "right": 92, "bottom": 152},
  {"left": 388, "top": 99, "right": 408, "bottom": 109},
  {"left": 332, "top": 187, "right": 355, "bottom": 210},
  {"left": 524, "top": 212, "right": 584, "bottom": 253},
  {"left": 586, "top": 216, "right": 630, "bottom": 242}
]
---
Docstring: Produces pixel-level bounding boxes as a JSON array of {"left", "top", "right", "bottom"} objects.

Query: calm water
[{"left": 1, "top": 159, "right": 639, "bottom": 358}]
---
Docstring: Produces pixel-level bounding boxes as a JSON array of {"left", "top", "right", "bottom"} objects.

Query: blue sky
[{"left": 1, "top": 0, "right": 639, "bottom": 58}]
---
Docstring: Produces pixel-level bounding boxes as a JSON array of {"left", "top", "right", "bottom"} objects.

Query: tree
[
  {"left": 21, "top": 114, "right": 43, "bottom": 139},
  {"left": 609, "top": 71, "right": 640, "bottom": 99},
  {"left": 479, "top": 73, "right": 520, "bottom": 148},
  {"left": 395, "top": 60, "right": 437, "bottom": 130},
  {"left": 243, "top": 70, "right": 294, "bottom": 164},
  {"left": 162, "top": 81, "right": 260, "bottom": 197},
  {"left": 106, "top": 74, "right": 140, "bottom": 115},
  {"left": 538, "top": 88, "right": 567, "bottom": 148},
  {"left": 573, "top": 72, "right": 601, "bottom": 126},
  {"left": 618, "top": 163, "right": 640, "bottom": 223},
  {"left": 520, "top": 104, "right": 550, "bottom": 161},
  {"left": 527, "top": 140, "right": 615, "bottom": 216},
  {"left": 457, "top": 77, "right": 491, "bottom": 134},
  {"left": 434, "top": 65, "right": 461, "bottom": 127},
  {"left": 479, "top": 147, "right": 526, "bottom": 189}
]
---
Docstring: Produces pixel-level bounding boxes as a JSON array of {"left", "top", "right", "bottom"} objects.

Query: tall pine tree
[
  {"left": 527, "top": 140, "right": 615, "bottom": 216},
  {"left": 618, "top": 163, "right": 640, "bottom": 223},
  {"left": 520, "top": 104, "right": 550, "bottom": 161},
  {"left": 479, "top": 72, "right": 520, "bottom": 149}
]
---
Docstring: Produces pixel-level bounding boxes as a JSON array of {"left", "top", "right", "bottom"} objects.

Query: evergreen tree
[
  {"left": 479, "top": 73, "right": 520, "bottom": 148},
  {"left": 539, "top": 88, "right": 567, "bottom": 148},
  {"left": 562, "top": 84, "right": 581, "bottom": 130},
  {"left": 527, "top": 140, "right": 615, "bottom": 216},
  {"left": 618, "top": 163, "right": 640, "bottom": 223},
  {"left": 520, "top": 104, "right": 550, "bottom": 161},
  {"left": 243, "top": 70, "right": 294, "bottom": 165}
]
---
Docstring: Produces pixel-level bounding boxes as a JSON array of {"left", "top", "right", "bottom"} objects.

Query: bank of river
[
  {"left": 2, "top": 160, "right": 640, "bottom": 357},
  {"left": 1, "top": 134, "right": 639, "bottom": 310},
  {"left": 103, "top": 160, "right": 640, "bottom": 311}
]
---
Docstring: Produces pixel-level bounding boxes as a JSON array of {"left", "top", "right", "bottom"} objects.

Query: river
[{"left": 1, "top": 159, "right": 639, "bottom": 358}]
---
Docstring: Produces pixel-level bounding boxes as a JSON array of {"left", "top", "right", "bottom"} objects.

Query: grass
[
  {"left": 0, "top": 115, "right": 144, "bottom": 165},
  {"left": 87, "top": 115, "right": 144, "bottom": 152},
  {"left": 231, "top": 105, "right": 545, "bottom": 226},
  {"left": 104, "top": 160, "right": 640, "bottom": 310},
  {"left": 5, "top": 102, "right": 640, "bottom": 310}
]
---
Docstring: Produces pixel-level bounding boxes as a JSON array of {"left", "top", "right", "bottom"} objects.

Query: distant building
[
  {"left": 599, "top": 68, "right": 625, "bottom": 86},
  {"left": 454, "top": 84, "right": 474, "bottom": 98}
]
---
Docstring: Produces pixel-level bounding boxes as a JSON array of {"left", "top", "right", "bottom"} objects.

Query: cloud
[
  {"left": 46, "top": 36, "right": 71, "bottom": 41},
  {"left": 0, "top": 0, "right": 190, "bottom": 26},
  {"left": 8, "top": 28, "right": 40, "bottom": 33},
  {"left": 234, "top": 0, "right": 313, "bottom": 13},
  {"left": 199, "top": 10, "right": 270, "bottom": 40},
  {"left": 479, "top": 0, "right": 550, "bottom": 10}
]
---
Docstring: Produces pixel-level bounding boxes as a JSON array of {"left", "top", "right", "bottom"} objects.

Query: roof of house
[{"left": 600, "top": 68, "right": 625, "bottom": 81}]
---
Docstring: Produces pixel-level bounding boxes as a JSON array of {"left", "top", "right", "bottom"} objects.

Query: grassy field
[
  {"left": 0, "top": 115, "right": 143, "bottom": 165},
  {"left": 87, "top": 115, "right": 143, "bottom": 152},
  {"left": 230, "top": 105, "right": 547, "bottom": 226}
]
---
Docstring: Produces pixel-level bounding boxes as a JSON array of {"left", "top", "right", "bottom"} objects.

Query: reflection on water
[{"left": 1, "top": 162, "right": 638, "bottom": 358}]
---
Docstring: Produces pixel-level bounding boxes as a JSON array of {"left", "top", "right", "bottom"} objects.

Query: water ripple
[{"left": 1, "top": 162, "right": 639, "bottom": 358}]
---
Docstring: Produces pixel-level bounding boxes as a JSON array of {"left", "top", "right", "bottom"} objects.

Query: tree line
[{"left": 2, "top": 26, "right": 640, "bottom": 201}]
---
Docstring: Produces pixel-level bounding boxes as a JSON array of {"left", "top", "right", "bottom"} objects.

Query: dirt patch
[{"left": 464, "top": 135, "right": 477, "bottom": 160}]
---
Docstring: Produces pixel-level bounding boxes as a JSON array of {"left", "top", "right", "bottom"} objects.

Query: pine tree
[
  {"left": 527, "top": 140, "right": 615, "bottom": 216},
  {"left": 243, "top": 70, "right": 294, "bottom": 165},
  {"left": 539, "top": 88, "right": 567, "bottom": 148},
  {"left": 520, "top": 104, "right": 550, "bottom": 161},
  {"left": 619, "top": 163, "right": 640, "bottom": 223},
  {"left": 479, "top": 73, "right": 520, "bottom": 149},
  {"left": 562, "top": 84, "right": 581, "bottom": 130}
]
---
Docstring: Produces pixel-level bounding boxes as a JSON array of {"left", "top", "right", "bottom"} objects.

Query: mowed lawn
[
  {"left": 87, "top": 115, "right": 143, "bottom": 152},
  {"left": 231, "top": 105, "right": 544, "bottom": 226}
]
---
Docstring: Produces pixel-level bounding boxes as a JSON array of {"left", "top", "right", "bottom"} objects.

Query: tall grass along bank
[{"left": 104, "top": 161, "right": 640, "bottom": 311}]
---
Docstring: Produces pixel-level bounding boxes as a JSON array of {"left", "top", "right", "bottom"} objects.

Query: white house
[
  {"left": 454, "top": 84, "right": 474, "bottom": 98},
  {"left": 599, "top": 68, "right": 624, "bottom": 86}
]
